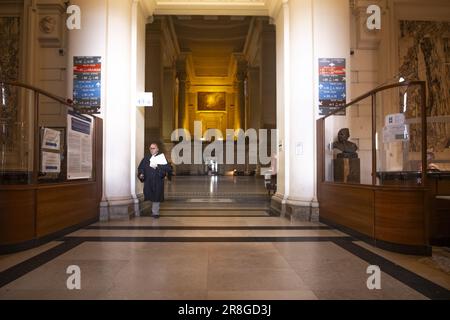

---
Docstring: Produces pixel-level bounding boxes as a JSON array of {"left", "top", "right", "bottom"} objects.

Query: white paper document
[
  {"left": 67, "top": 112, "right": 93, "bottom": 180},
  {"left": 385, "top": 113, "right": 405, "bottom": 126},
  {"left": 383, "top": 124, "right": 409, "bottom": 143},
  {"left": 42, "top": 151, "right": 61, "bottom": 173},
  {"left": 42, "top": 128, "right": 61, "bottom": 150},
  {"left": 150, "top": 153, "right": 168, "bottom": 167}
]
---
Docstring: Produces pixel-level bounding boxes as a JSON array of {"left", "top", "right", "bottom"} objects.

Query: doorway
[{"left": 143, "top": 15, "right": 277, "bottom": 198}]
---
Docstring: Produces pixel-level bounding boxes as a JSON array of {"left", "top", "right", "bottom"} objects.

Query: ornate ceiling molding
[{"left": 144, "top": 0, "right": 282, "bottom": 17}]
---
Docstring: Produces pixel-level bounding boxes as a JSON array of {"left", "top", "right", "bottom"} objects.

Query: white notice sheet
[{"left": 67, "top": 111, "right": 93, "bottom": 180}]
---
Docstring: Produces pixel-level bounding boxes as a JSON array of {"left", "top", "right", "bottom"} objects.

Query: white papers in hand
[{"left": 150, "top": 153, "right": 168, "bottom": 167}]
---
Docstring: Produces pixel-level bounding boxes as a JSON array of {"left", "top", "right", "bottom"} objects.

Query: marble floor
[{"left": 0, "top": 176, "right": 449, "bottom": 300}]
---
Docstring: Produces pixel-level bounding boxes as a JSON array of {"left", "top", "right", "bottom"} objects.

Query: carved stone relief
[{"left": 399, "top": 20, "right": 450, "bottom": 152}]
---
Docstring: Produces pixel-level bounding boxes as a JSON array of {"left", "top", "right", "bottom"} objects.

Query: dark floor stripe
[
  {"left": 62, "top": 236, "right": 353, "bottom": 243},
  {"left": 0, "top": 239, "right": 83, "bottom": 289},
  {"left": 2, "top": 235, "right": 448, "bottom": 300},
  {"left": 332, "top": 239, "right": 450, "bottom": 300},
  {"left": 84, "top": 226, "right": 332, "bottom": 230},
  {"left": 159, "top": 208, "right": 270, "bottom": 211},
  {"left": 146, "top": 215, "right": 270, "bottom": 217}
]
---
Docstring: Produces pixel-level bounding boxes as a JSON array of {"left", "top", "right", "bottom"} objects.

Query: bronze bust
[{"left": 333, "top": 128, "right": 358, "bottom": 158}]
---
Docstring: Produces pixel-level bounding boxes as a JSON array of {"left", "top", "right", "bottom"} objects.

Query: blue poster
[
  {"left": 73, "top": 56, "right": 101, "bottom": 114},
  {"left": 319, "top": 58, "right": 346, "bottom": 116}
]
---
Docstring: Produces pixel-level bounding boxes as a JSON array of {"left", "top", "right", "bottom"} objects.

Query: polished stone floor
[{"left": 0, "top": 176, "right": 449, "bottom": 300}]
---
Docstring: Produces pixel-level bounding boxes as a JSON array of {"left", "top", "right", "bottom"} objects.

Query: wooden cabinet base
[
  {"left": 318, "top": 182, "right": 431, "bottom": 256},
  {"left": 0, "top": 182, "right": 100, "bottom": 254}
]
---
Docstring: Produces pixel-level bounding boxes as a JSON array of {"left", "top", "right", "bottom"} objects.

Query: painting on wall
[
  {"left": 399, "top": 20, "right": 450, "bottom": 153},
  {"left": 197, "top": 92, "right": 226, "bottom": 111}
]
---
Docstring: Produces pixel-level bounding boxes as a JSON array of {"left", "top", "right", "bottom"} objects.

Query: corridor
[{"left": 0, "top": 177, "right": 449, "bottom": 300}]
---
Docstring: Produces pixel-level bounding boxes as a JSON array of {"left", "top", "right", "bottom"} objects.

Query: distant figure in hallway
[
  {"left": 137, "top": 143, "right": 172, "bottom": 218},
  {"left": 332, "top": 128, "right": 358, "bottom": 158}
]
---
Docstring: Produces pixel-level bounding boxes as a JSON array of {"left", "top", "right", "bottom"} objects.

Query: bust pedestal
[{"left": 333, "top": 155, "right": 360, "bottom": 183}]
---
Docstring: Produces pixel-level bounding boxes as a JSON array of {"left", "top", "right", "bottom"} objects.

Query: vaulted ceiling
[{"left": 171, "top": 16, "right": 252, "bottom": 78}]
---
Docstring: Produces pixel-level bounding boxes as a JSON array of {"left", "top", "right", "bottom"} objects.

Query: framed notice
[
  {"left": 318, "top": 58, "right": 346, "bottom": 116},
  {"left": 67, "top": 111, "right": 93, "bottom": 180}
]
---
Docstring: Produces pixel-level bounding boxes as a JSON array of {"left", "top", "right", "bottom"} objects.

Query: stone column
[
  {"left": 260, "top": 21, "right": 277, "bottom": 129},
  {"left": 247, "top": 67, "right": 261, "bottom": 131},
  {"left": 271, "top": 0, "right": 351, "bottom": 221},
  {"left": 145, "top": 17, "right": 163, "bottom": 147},
  {"left": 66, "top": 0, "right": 148, "bottom": 220},
  {"left": 162, "top": 67, "right": 176, "bottom": 141},
  {"left": 235, "top": 56, "right": 248, "bottom": 130},
  {"left": 176, "top": 57, "right": 187, "bottom": 130}
]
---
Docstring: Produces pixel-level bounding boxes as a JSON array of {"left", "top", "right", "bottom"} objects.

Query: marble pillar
[
  {"left": 67, "top": 0, "right": 147, "bottom": 220},
  {"left": 145, "top": 18, "right": 163, "bottom": 147},
  {"left": 162, "top": 67, "right": 176, "bottom": 141},
  {"left": 260, "top": 21, "right": 277, "bottom": 129},
  {"left": 247, "top": 67, "right": 261, "bottom": 131},
  {"left": 271, "top": 0, "right": 351, "bottom": 222},
  {"left": 176, "top": 57, "right": 187, "bottom": 130},
  {"left": 235, "top": 57, "right": 248, "bottom": 130}
]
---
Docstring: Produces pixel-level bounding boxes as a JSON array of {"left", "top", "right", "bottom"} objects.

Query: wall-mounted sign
[
  {"left": 67, "top": 111, "right": 93, "bottom": 180},
  {"left": 73, "top": 56, "right": 101, "bottom": 114},
  {"left": 136, "top": 92, "right": 153, "bottom": 107},
  {"left": 318, "top": 58, "right": 346, "bottom": 116}
]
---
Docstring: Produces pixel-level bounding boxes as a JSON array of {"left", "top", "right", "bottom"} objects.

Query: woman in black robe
[{"left": 137, "top": 143, "right": 172, "bottom": 218}]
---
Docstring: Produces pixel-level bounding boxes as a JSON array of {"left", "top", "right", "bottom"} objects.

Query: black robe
[{"left": 137, "top": 153, "right": 171, "bottom": 202}]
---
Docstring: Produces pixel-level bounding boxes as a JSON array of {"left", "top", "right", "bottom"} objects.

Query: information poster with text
[
  {"left": 67, "top": 111, "right": 93, "bottom": 180},
  {"left": 73, "top": 56, "right": 101, "bottom": 113},
  {"left": 319, "top": 58, "right": 346, "bottom": 116}
]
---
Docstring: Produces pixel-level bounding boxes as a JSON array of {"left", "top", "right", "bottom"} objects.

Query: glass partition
[
  {"left": 0, "top": 81, "right": 96, "bottom": 185},
  {"left": 375, "top": 82, "right": 426, "bottom": 186},
  {"left": 0, "top": 83, "right": 33, "bottom": 184},
  {"left": 321, "top": 81, "right": 428, "bottom": 187}
]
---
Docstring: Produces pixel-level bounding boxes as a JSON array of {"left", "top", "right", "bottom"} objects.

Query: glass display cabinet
[
  {"left": 0, "top": 81, "right": 103, "bottom": 253},
  {"left": 317, "top": 80, "right": 450, "bottom": 255}
]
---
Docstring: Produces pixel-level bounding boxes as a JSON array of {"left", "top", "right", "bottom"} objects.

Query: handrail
[
  {"left": 321, "top": 80, "right": 426, "bottom": 119},
  {"left": 0, "top": 80, "right": 73, "bottom": 107}
]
